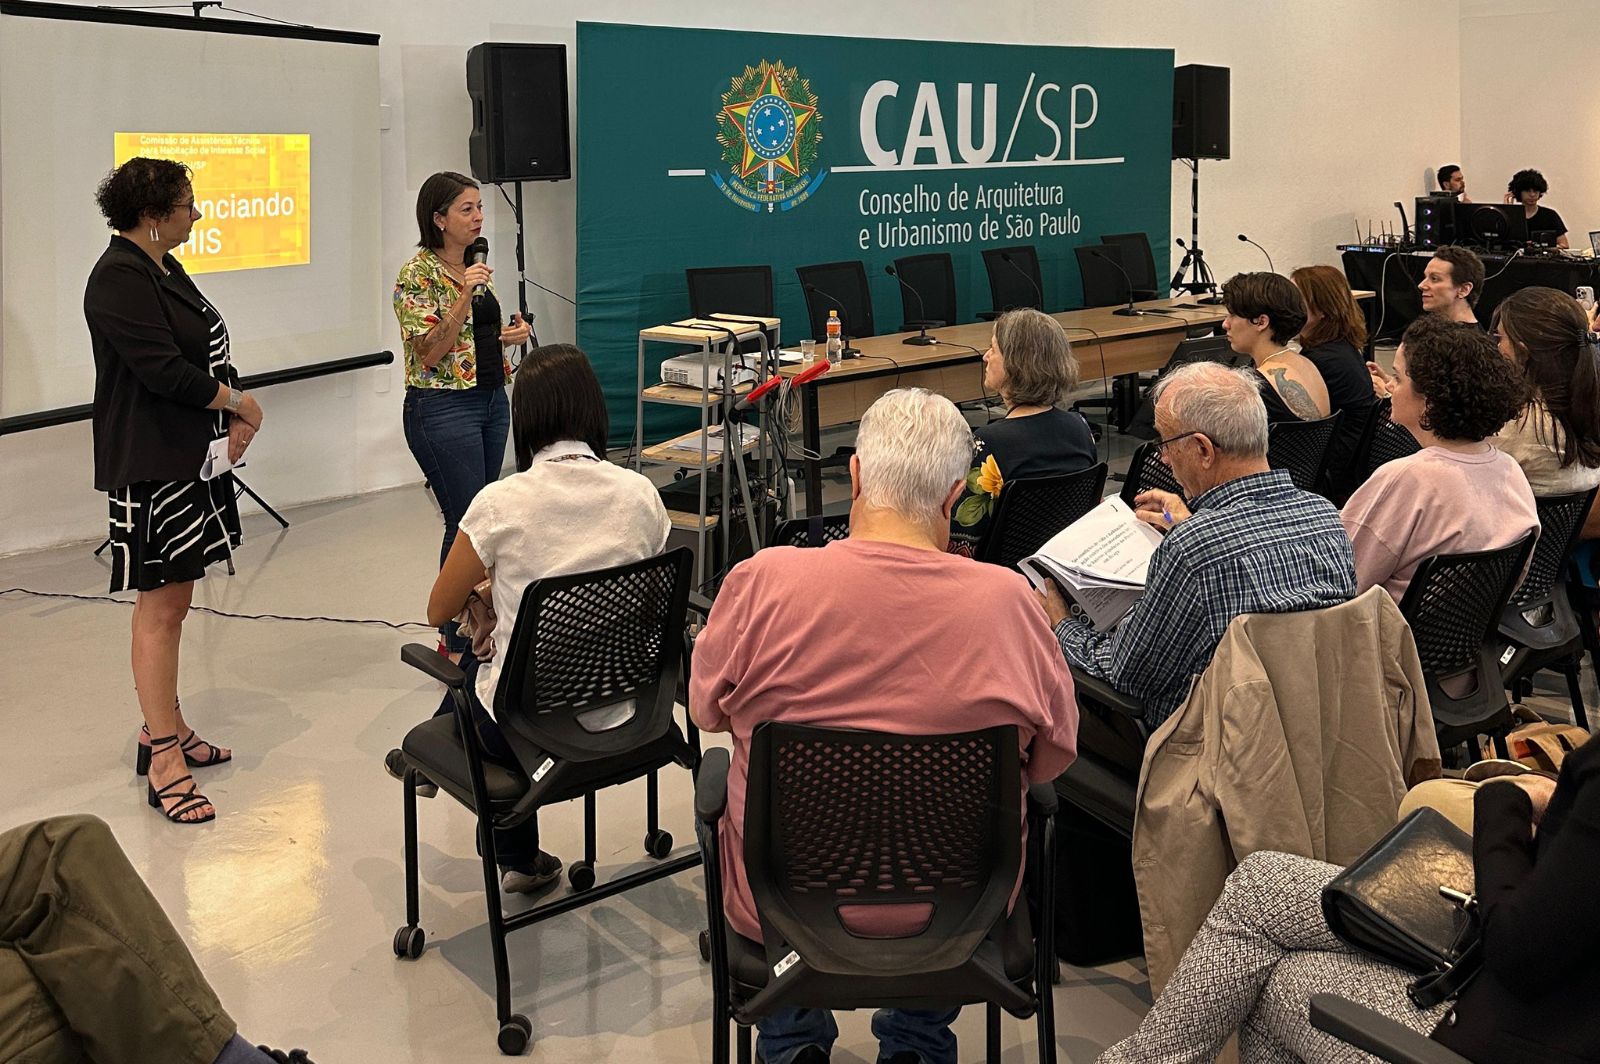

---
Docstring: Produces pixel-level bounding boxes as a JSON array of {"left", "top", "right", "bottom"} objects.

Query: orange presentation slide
[{"left": 113, "top": 132, "right": 311, "bottom": 274}]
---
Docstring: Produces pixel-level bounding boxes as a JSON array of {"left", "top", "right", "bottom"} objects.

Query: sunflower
[{"left": 975, "top": 454, "right": 1004, "bottom": 498}]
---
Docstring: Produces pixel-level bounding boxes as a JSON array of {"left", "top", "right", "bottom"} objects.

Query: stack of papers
[
  {"left": 660, "top": 422, "right": 762, "bottom": 451},
  {"left": 1017, "top": 496, "right": 1164, "bottom": 630}
]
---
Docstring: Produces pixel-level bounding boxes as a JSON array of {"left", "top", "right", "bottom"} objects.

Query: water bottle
[{"left": 826, "top": 310, "right": 843, "bottom": 364}]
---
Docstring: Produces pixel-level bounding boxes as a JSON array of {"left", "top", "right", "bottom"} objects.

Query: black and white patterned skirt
[{"left": 105, "top": 475, "right": 242, "bottom": 593}]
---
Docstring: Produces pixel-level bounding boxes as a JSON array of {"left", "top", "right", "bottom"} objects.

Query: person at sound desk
[
  {"left": 394, "top": 170, "right": 532, "bottom": 656},
  {"left": 1503, "top": 168, "right": 1568, "bottom": 249}
]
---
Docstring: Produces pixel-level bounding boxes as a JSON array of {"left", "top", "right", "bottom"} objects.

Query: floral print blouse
[
  {"left": 393, "top": 249, "right": 512, "bottom": 389},
  {"left": 949, "top": 407, "right": 1099, "bottom": 557}
]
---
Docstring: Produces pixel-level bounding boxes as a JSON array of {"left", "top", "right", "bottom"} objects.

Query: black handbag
[{"left": 1321, "top": 807, "right": 1482, "bottom": 1009}]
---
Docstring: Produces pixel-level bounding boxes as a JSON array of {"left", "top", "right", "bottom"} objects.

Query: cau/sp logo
[{"left": 714, "top": 60, "right": 827, "bottom": 213}]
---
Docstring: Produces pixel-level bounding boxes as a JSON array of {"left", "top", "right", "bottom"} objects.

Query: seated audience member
[
  {"left": 1505, "top": 168, "right": 1568, "bottom": 248},
  {"left": 1100, "top": 736, "right": 1600, "bottom": 1064},
  {"left": 949, "top": 307, "right": 1097, "bottom": 555},
  {"left": 1488, "top": 287, "right": 1600, "bottom": 499},
  {"left": 1368, "top": 245, "right": 1487, "bottom": 395},
  {"left": 0, "top": 814, "right": 313, "bottom": 1064},
  {"left": 691, "top": 388, "right": 1078, "bottom": 1064},
  {"left": 1043, "top": 362, "right": 1355, "bottom": 731},
  {"left": 1436, "top": 162, "right": 1470, "bottom": 202},
  {"left": 418, "top": 344, "right": 670, "bottom": 895},
  {"left": 1344, "top": 316, "right": 1536, "bottom": 603},
  {"left": 1220, "top": 271, "right": 1329, "bottom": 422},
  {"left": 1291, "top": 264, "right": 1376, "bottom": 480}
]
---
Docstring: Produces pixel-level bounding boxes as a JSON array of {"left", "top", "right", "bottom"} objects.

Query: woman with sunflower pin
[{"left": 949, "top": 307, "right": 1097, "bottom": 556}]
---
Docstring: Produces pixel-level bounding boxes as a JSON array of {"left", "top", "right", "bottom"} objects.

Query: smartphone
[{"left": 1577, "top": 286, "right": 1595, "bottom": 313}]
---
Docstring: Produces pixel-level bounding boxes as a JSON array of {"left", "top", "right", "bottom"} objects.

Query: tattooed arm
[{"left": 1266, "top": 368, "right": 1324, "bottom": 420}]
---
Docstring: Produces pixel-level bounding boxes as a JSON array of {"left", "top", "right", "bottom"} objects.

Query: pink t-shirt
[
  {"left": 1341, "top": 446, "right": 1538, "bottom": 603},
  {"left": 690, "top": 537, "right": 1079, "bottom": 943}
]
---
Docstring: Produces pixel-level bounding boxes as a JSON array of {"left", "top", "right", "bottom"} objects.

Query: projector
[{"left": 659, "top": 351, "right": 757, "bottom": 390}]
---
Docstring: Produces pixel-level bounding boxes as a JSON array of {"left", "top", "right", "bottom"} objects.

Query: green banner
[{"left": 577, "top": 22, "right": 1173, "bottom": 446}]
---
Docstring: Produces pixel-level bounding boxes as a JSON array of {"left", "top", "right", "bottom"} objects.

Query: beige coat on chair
[{"left": 1133, "top": 587, "right": 1443, "bottom": 996}]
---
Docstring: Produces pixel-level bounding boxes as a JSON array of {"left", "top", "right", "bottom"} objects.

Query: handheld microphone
[
  {"left": 469, "top": 237, "right": 490, "bottom": 297},
  {"left": 1089, "top": 249, "right": 1144, "bottom": 316},
  {"left": 732, "top": 358, "right": 831, "bottom": 414},
  {"left": 884, "top": 265, "right": 942, "bottom": 346},
  {"left": 802, "top": 283, "right": 861, "bottom": 356},
  {"left": 999, "top": 252, "right": 1045, "bottom": 310},
  {"left": 1236, "top": 234, "right": 1274, "bottom": 273}
]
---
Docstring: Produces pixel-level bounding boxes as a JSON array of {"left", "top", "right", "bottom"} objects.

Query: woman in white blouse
[
  {"left": 1490, "top": 288, "right": 1600, "bottom": 533},
  {"left": 417, "top": 344, "right": 670, "bottom": 894}
]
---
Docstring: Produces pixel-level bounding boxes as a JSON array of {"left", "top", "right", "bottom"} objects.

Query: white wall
[
  {"left": 0, "top": 0, "right": 1462, "bottom": 556},
  {"left": 1461, "top": 0, "right": 1600, "bottom": 243}
]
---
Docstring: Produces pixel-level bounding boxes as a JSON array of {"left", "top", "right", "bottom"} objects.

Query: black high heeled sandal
[
  {"left": 145, "top": 734, "right": 216, "bottom": 824},
  {"left": 257, "top": 1048, "right": 314, "bottom": 1063},
  {"left": 135, "top": 720, "right": 232, "bottom": 774}
]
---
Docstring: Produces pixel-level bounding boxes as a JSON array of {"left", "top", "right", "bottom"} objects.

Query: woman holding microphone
[
  {"left": 394, "top": 171, "right": 530, "bottom": 656},
  {"left": 86, "top": 157, "right": 263, "bottom": 824}
]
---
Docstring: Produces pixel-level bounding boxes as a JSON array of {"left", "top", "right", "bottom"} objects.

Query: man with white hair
[
  {"left": 1042, "top": 362, "right": 1356, "bottom": 736},
  {"left": 692, "top": 388, "right": 1078, "bottom": 1064}
]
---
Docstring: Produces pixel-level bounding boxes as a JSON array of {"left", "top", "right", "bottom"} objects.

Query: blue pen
[{"left": 1163, "top": 509, "right": 1173, "bottom": 526}]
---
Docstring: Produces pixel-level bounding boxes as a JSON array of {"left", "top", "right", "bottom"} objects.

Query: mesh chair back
[
  {"left": 977, "top": 464, "right": 1109, "bottom": 569},
  {"left": 1364, "top": 398, "right": 1421, "bottom": 478},
  {"left": 1100, "top": 232, "right": 1159, "bottom": 294},
  {"left": 1399, "top": 534, "right": 1536, "bottom": 680},
  {"left": 494, "top": 548, "right": 692, "bottom": 761},
  {"left": 796, "top": 261, "right": 876, "bottom": 341},
  {"left": 744, "top": 722, "right": 1021, "bottom": 979},
  {"left": 1074, "top": 245, "right": 1132, "bottom": 308},
  {"left": 770, "top": 514, "right": 851, "bottom": 548},
  {"left": 981, "top": 245, "right": 1044, "bottom": 313},
  {"left": 686, "top": 265, "right": 775, "bottom": 319},
  {"left": 1514, "top": 490, "right": 1596, "bottom": 610},
  {"left": 892, "top": 253, "right": 957, "bottom": 329},
  {"left": 1161, "top": 334, "right": 1234, "bottom": 372},
  {"left": 1119, "top": 441, "right": 1184, "bottom": 507},
  {"left": 1267, "top": 412, "right": 1343, "bottom": 493}
]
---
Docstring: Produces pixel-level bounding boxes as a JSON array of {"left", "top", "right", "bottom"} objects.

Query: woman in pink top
[{"left": 1342, "top": 315, "right": 1536, "bottom": 602}]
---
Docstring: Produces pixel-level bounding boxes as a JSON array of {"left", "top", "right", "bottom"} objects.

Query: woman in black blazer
[{"left": 85, "top": 157, "right": 266, "bottom": 825}]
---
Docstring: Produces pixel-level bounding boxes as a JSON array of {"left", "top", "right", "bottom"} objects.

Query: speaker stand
[{"left": 1175, "top": 158, "right": 1221, "bottom": 303}]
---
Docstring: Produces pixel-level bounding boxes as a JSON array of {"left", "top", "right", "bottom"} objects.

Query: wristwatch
[{"left": 225, "top": 387, "right": 244, "bottom": 413}]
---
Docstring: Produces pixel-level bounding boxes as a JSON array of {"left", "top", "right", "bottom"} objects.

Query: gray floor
[{"left": 0, "top": 481, "right": 1151, "bottom": 1063}]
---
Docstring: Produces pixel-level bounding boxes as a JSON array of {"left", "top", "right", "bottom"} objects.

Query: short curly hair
[
  {"left": 1507, "top": 169, "right": 1549, "bottom": 198},
  {"left": 95, "top": 157, "right": 192, "bottom": 232},
  {"left": 1399, "top": 314, "right": 1528, "bottom": 442}
]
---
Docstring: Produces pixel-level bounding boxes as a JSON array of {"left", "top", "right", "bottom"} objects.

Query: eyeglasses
[{"left": 1153, "top": 429, "right": 1204, "bottom": 456}]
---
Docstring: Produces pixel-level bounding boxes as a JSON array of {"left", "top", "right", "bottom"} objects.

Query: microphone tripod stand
[{"left": 1172, "top": 157, "right": 1222, "bottom": 304}]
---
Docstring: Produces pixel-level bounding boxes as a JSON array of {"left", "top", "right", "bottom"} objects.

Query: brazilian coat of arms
[{"left": 714, "top": 60, "right": 827, "bottom": 213}]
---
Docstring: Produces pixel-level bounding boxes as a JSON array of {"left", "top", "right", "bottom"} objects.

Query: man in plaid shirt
[{"left": 1040, "top": 362, "right": 1356, "bottom": 733}]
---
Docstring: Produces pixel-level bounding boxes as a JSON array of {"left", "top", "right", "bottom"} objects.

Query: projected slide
[{"left": 113, "top": 132, "right": 311, "bottom": 274}]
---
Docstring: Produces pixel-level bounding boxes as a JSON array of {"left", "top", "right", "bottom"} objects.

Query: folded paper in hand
[
  {"left": 1017, "top": 496, "right": 1163, "bottom": 630},
  {"left": 199, "top": 436, "right": 244, "bottom": 482}
]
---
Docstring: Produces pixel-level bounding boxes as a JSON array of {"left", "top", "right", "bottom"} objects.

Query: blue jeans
[
  {"left": 402, "top": 385, "right": 510, "bottom": 651},
  {"left": 692, "top": 821, "right": 960, "bottom": 1064}
]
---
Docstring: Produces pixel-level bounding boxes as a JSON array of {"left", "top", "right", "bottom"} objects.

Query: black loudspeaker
[
  {"left": 1172, "top": 64, "right": 1230, "bottom": 160},
  {"left": 1413, "top": 196, "right": 1456, "bottom": 249},
  {"left": 467, "top": 43, "right": 571, "bottom": 183}
]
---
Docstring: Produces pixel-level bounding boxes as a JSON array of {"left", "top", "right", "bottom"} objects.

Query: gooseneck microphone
[
  {"left": 1000, "top": 252, "right": 1045, "bottom": 310},
  {"left": 884, "top": 265, "right": 942, "bottom": 346},
  {"left": 1089, "top": 249, "right": 1144, "bottom": 316},
  {"left": 802, "top": 283, "right": 861, "bottom": 356},
  {"left": 468, "top": 237, "right": 490, "bottom": 297},
  {"left": 1237, "top": 233, "right": 1274, "bottom": 274}
]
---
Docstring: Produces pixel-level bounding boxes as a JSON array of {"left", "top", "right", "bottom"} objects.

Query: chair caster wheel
[
  {"left": 699, "top": 928, "right": 711, "bottom": 963},
  {"left": 568, "top": 861, "right": 596, "bottom": 892},
  {"left": 645, "top": 828, "right": 673, "bottom": 859},
  {"left": 392, "top": 924, "right": 425, "bottom": 959},
  {"left": 497, "top": 1013, "right": 532, "bottom": 1055}
]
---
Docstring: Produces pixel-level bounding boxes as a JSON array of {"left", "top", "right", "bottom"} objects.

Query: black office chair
[
  {"left": 1499, "top": 488, "right": 1598, "bottom": 730},
  {"left": 1310, "top": 994, "right": 1472, "bottom": 1064},
  {"left": 1398, "top": 533, "right": 1538, "bottom": 763},
  {"left": 1099, "top": 232, "right": 1160, "bottom": 300},
  {"left": 1266, "top": 411, "right": 1343, "bottom": 494},
  {"left": 686, "top": 265, "right": 775, "bottom": 319},
  {"left": 769, "top": 513, "right": 851, "bottom": 548},
  {"left": 1345, "top": 398, "right": 1420, "bottom": 497},
  {"left": 981, "top": 245, "right": 1044, "bottom": 318},
  {"left": 796, "top": 260, "right": 876, "bottom": 343},
  {"left": 1118, "top": 441, "right": 1185, "bottom": 508},
  {"left": 1103, "top": 334, "right": 1250, "bottom": 440},
  {"left": 696, "top": 723, "right": 1059, "bottom": 1064},
  {"left": 892, "top": 252, "right": 957, "bottom": 331},
  {"left": 391, "top": 549, "right": 701, "bottom": 1055},
  {"left": 975, "top": 464, "right": 1110, "bottom": 571},
  {"left": 1074, "top": 244, "right": 1134, "bottom": 309}
]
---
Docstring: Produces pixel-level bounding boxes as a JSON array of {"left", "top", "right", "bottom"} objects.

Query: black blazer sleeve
[{"left": 85, "top": 258, "right": 218, "bottom": 409}]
